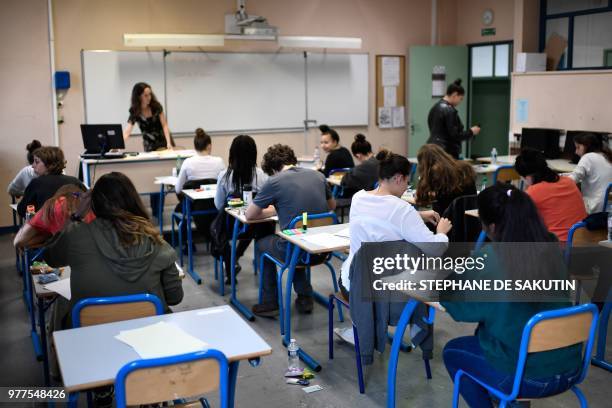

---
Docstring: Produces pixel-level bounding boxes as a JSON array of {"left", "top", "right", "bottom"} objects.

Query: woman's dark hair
[
  {"left": 128, "top": 82, "right": 163, "bottom": 123},
  {"left": 194, "top": 128, "right": 212, "bottom": 152},
  {"left": 262, "top": 144, "right": 297, "bottom": 175},
  {"left": 225, "top": 134, "right": 258, "bottom": 194},
  {"left": 33, "top": 146, "right": 66, "bottom": 175},
  {"left": 319, "top": 124, "right": 340, "bottom": 143},
  {"left": 478, "top": 183, "right": 552, "bottom": 242},
  {"left": 91, "top": 172, "right": 163, "bottom": 246},
  {"left": 351, "top": 134, "right": 372, "bottom": 156},
  {"left": 574, "top": 132, "right": 612, "bottom": 163},
  {"left": 515, "top": 148, "right": 559, "bottom": 184},
  {"left": 375, "top": 149, "right": 412, "bottom": 180},
  {"left": 446, "top": 79, "right": 465, "bottom": 96},
  {"left": 26, "top": 140, "right": 42, "bottom": 164}
]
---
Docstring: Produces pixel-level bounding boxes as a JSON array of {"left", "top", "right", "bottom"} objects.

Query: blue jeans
[
  {"left": 443, "top": 336, "right": 580, "bottom": 408},
  {"left": 256, "top": 235, "right": 313, "bottom": 304}
]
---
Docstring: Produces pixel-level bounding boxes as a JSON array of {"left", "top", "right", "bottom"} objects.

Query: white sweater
[
  {"left": 175, "top": 154, "right": 225, "bottom": 193},
  {"left": 568, "top": 152, "right": 612, "bottom": 213},
  {"left": 7, "top": 165, "right": 37, "bottom": 196},
  {"left": 340, "top": 189, "right": 449, "bottom": 291}
]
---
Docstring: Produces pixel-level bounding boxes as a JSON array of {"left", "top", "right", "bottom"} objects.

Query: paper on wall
[
  {"left": 516, "top": 99, "right": 529, "bottom": 123},
  {"left": 43, "top": 278, "right": 71, "bottom": 300},
  {"left": 382, "top": 57, "right": 400, "bottom": 86},
  {"left": 383, "top": 87, "right": 397, "bottom": 107},
  {"left": 115, "top": 321, "right": 208, "bottom": 359},
  {"left": 392, "top": 107, "right": 405, "bottom": 128},
  {"left": 378, "top": 107, "right": 392, "bottom": 128}
]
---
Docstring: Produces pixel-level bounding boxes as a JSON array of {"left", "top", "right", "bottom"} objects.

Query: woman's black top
[
  {"left": 322, "top": 146, "right": 354, "bottom": 177},
  {"left": 340, "top": 157, "right": 379, "bottom": 197},
  {"left": 427, "top": 99, "right": 473, "bottom": 159},
  {"left": 129, "top": 113, "right": 167, "bottom": 152}
]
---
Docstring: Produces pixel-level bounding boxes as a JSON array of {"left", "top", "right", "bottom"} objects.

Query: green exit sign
[{"left": 481, "top": 28, "right": 496, "bottom": 36}]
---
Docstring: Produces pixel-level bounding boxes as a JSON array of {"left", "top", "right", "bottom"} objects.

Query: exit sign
[{"left": 481, "top": 28, "right": 496, "bottom": 36}]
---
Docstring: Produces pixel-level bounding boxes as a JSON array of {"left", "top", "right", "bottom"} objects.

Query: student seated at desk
[
  {"left": 340, "top": 133, "right": 379, "bottom": 197},
  {"left": 13, "top": 184, "right": 95, "bottom": 249},
  {"left": 415, "top": 143, "right": 476, "bottom": 216},
  {"left": 175, "top": 128, "right": 224, "bottom": 194},
  {"left": 7, "top": 139, "right": 41, "bottom": 197},
  {"left": 441, "top": 184, "right": 582, "bottom": 408},
  {"left": 340, "top": 150, "right": 451, "bottom": 296},
  {"left": 318, "top": 124, "right": 354, "bottom": 177},
  {"left": 246, "top": 144, "right": 336, "bottom": 317},
  {"left": 567, "top": 132, "right": 612, "bottom": 213},
  {"left": 44, "top": 172, "right": 183, "bottom": 330},
  {"left": 214, "top": 134, "right": 268, "bottom": 283},
  {"left": 17, "top": 146, "right": 82, "bottom": 218},
  {"left": 515, "top": 148, "right": 587, "bottom": 241}
]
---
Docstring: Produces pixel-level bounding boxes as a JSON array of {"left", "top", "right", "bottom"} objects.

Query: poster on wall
[
  {"left": 516, "top": 99, "right": 529, "bottom": 123},
  {"left": 432, "top": 65, "right": 446, "bottom": 97},
  {"left": 382, "top": 57, "right": 400, "bottom": 86},
  {"left": 378, "top": 107, "right": 392, "bottom": 128}
]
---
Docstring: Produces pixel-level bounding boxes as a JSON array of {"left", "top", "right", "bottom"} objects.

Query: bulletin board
[{"left": 376, "top": 55, "right": 406, "bottom": 128}]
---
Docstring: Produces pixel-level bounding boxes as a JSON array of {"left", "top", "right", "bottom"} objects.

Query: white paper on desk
[
  {"left": 43, "top": 278, "right": 71, "bottom": 300},
  {"left": 115, "top": 321, "right": 208, "bottom": 359},
  {"left": 334, "top": 227, "right": 350, "bottom": 238},
  {"left": 383, "top": 86, "right": 397, "bottom": 107},
  {"left": 301, "top": 233, "right": 349, "bottom": 248},
  {"left": 154, "top": 176, "right": 178, "bottom": 186}
]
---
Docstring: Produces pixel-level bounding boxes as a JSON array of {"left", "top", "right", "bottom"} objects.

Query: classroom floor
[{"left": 0, "top": 234, "right": 610, "bottom": 407}]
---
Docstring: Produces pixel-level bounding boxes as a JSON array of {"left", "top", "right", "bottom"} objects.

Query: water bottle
[
  {"left": 608, "top": 203, "right": 612, "bottom": 241},
  {"left": 25, "top": 205, "right": 36, "bottom": 222},
  {"left": 287, "top": 338, "right": 300, "bottom": 373},
  {"left": 479, "top": 176, "right": 488, "bottom": 194},
  {"left": 242, "top": 184, "right": 253, "bottom": 207},
  {"left": 491, "top": 147, "right": 498, "bottom": 165},
  {"left": 313, "top": 146, "right": 321, "bottom": 168},
  {"left": 175, "top": 156, "right": 182, "bottom": 176}
]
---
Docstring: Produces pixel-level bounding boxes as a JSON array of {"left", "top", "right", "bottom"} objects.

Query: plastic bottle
[
  {"left": 479, "top": 176, "right": 488, "bottom": 194},
  {"left": 25, "top": 205, "right": 36, "bottom": 223},
  {"left": 313, "top": 146, "right": 321, "bottom": 168},
  {"left": 608, "top": 203, "right": 612, "bottom": 241},
  {"left": 287, "top": 338, "right": 300, "bottom": 373},
  {"left": 242, "top": 184, "right": 253, "bottom": 207},
  {"left": 491, "top": 147, "right": 498, "bottom": 165},
  {"left": 174, "top": 156, "right": 182, "bottom": 177}
]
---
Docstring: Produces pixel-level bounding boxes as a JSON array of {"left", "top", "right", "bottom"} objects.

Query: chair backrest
[
  {"left": 603, "top": 182, "right": 612, "bottom": 211},
  {"left": 492, "top": 165, "right": 520, "bottom": 184},
  {"left": 507, "top": 304, "right": 599, "bottom": 400},
  {"left": 71, "top": 294, "right": 164, "bottom": 328},
  {"left": 289, "top": 211, "right": 338, "bottom": 229},
  {"left": 115, "top": 349, "right": 229, "bottom": 408}
]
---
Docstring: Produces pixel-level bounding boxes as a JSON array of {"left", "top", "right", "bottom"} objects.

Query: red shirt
[
  {"left": 526, "top": 176, "right": 587, "bottom": 241},
  {"left": 29, "top": 197, "right": 95, "bottom": 235}
]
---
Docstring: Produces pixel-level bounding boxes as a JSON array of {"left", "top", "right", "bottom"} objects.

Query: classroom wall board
[
  {"left": 82, "top": 51, "right": 165, "bottom": 126},
  {"left": 510, "top": 70, "right": 612, "bottom": 134}
]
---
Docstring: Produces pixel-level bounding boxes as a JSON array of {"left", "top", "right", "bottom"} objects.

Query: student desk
[
  {"left": 181, "top": 188, "right": 218, "bottom": 284},
  {"left": 476, "top": 155, "right": 577, "bottom": 173},
  {"left": 276, "top": 223, "right": 349, "bottom": 371},
  {"left": 225, "top": 208, "right": 278, "bottom": 320},
  {"left": 80, "top": 149, "right": 195, "bottom": 190},
  {"left": 31, "top": 267, "right": 71, "bottom": 386},
  {"left": 53, "top": 305, "right": 272, "bottom": 408}
]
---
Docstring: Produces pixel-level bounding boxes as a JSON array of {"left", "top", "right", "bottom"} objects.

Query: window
[
  {"left": 545, "top": 18, "right": 569, "bottom": 69},
  {"left": 573, "top": 11, "right": 612, "bottom": 68},
  {"left": 547, "top": 0, "right": 608, "bottom": 14},
  {"left": 470, "top": 43, "right": 512, "bottom": 78}
]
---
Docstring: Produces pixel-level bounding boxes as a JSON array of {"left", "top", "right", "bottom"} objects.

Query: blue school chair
[
  {"left": 258, "top": 212, "right": 344, "bottom": 335},
  {"left": 591, "top": 292, "right": 611, "bottom": 372},
  {"left": 115, "top": 349, "right": 229, "bottom": 408},
  {"left": 602, "top": 182, "right": 612, "bottom": 211},
  {"left": 474, "top": 230, "right": 488, "bottom": 251},
  {"left": 565, "top": 221, "right": 607, "bottom": 304},
  {"left": 452, "top": 304, "right": 599, "bottom": 408}
]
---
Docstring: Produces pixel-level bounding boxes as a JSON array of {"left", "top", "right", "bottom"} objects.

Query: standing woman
[
  {"left": 318, "top": 124, "right": 354, "bottom": 177},
  {"left": 123, "top": 82, "right": 173, "bottom": 151},
  {"left": 427, "top": 79, "right": 480, "bottom": 159}
]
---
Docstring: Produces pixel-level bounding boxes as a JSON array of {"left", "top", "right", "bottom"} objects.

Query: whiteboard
[
  {"left": 307, "top": 53, "right": 369, "bottom": 127},
  {"left": 82, "top": 51, "right": 165, "bottom": 127},
  {"left": 166, "top": 52, "right": 305, "bottom": 133}
]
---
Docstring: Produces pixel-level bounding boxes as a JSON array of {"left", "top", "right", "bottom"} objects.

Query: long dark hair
[
  {"left": 515, "top": 147, "right": 559, "bottom": 184},
  {"left": 26, "top": 140, "right": 42, "bottom": 164},
  {"left": 91, "top": 172, "right": 163, "bottom": 246},
  {"left": 375, "top": 149, "right": 411, "bottom": 180},
  {"left": 478, "top": 184, "right": 552, "bottom": 242},
  {"left": 224, "top": 135, "right": 257, "bottom": 194},
  {"left": 128, "top": 82, "right": 163, "bottom": 123},
  {"left": 574, "top": 132, "right": 612, "bottom": 163}
]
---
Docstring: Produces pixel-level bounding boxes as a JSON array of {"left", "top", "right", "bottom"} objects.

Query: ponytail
[
  {"left": 446, "top": 79, "right": 465, "bottom": 96},
  {"left": 351, "top": 133, "right": 372, "bottom": 156},
  {"left": 376, "top": 149, "right": 412, "bottom": 180}
]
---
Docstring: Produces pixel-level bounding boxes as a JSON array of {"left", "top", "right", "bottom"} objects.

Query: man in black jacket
[{"left": 427, "top": 79, "right": 480, "bottom": 159}]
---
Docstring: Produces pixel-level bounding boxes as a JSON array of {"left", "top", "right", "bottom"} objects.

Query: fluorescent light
[
  {"left": 123, "top": 34, "right": 225, "bottom": 47},
  {"left": 277, "top": 36, "right": 362, "bottom": 49}
]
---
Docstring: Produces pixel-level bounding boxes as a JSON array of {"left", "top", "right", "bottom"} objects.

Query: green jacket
[{"left": 46, "top": 219, "right": 183, "bottom": 329}]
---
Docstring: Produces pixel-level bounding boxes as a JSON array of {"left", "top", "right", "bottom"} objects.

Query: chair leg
[
  {"left": 328, "top": 294, "right": 334, "bottom": 360},
  {"left": 258, "top": 253, "right": 265, "bottom": 304},
  {"left": 571, "top": 386, "right": 588, "bottom": 408},
  {"left": 353, "top": 325, "right": 365, "bottom": 394},
  {"left": 324, "top": 261, "right": 344, "bottom": 322},
  {"left": 277, "top": 265, "right": 285, "bottom": 335},
  {"left": 424, "top": 358, "right": 432, "bottom": 379},
  {"left": 452, "top": 372, "right": 463, "bottom": 408}
]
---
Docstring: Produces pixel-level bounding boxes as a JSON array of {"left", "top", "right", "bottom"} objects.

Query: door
[
  {"left": 469, "top": 78, "right": 511, "bottom": 157},
  {"left": 408, "top": 46, "right": 468, "bottom": 158}
]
